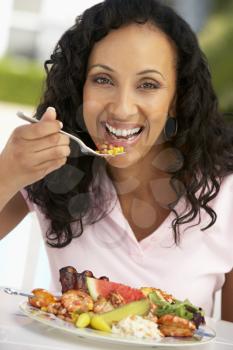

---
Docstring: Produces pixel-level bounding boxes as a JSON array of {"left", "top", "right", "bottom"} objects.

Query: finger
[
  {"left": 20, "top": 133, "right": 70, "bottom": 153},
  {"left": 15, "top": 119, "right": 62, "bottom": 141},
  {"left": 40, "top": 106, "right": 63, "bottom": 129},
  {"left": 33, "top": 157, "right": 68, "bottom": 180},
  {"left": 30, "top": 145, "right": 71, "bottom": 166},
  {"left": 41, "top": 106, "right": 56, "bottom": 119},
  {"left": 15, "top": 106, "right": 63, "bottom": 140}
]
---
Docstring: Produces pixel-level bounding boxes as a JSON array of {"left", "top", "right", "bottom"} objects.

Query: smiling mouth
[{"left": 104, "top": 122, "right": 144, "bottom": 141}]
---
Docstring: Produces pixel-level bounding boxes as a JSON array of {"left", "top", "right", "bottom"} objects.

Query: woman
[{"left": 0, "top": 0, "right": 232, "bottom": 321}]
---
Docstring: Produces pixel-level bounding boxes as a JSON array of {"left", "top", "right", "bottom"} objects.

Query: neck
[{"left": 107, "top": 143, "right": 171, "bottom": 199}]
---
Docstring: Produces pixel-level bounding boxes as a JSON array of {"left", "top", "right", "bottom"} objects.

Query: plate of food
[{"left": 19, "top": 266, "right": 215, "bottom": 347}]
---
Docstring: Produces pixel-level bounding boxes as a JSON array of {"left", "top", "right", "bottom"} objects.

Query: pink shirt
[{"left": 22, "top": 172, "right": 233, "bottom": 317}]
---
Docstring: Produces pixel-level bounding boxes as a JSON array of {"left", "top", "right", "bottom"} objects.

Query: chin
[{"left": 106, "top": 150, "right": 142, "bottom": 169}]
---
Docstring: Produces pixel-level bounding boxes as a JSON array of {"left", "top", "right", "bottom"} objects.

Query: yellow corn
[{"left": 96, "top": 144, "right": 124, "bottom": 155}]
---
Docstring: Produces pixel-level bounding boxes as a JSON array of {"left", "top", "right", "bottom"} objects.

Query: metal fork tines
[{"left": 0, "top": 287, "right": 33, "bottom": 297}]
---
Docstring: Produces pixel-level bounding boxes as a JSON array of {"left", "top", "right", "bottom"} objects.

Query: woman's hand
[{"left": 0, "top": 107, "right": 70, "bottom": 193}]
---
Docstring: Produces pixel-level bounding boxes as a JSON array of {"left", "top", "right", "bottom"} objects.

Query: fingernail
[
  {"left": 59, "top": 121, "right": 63, "bottom": 129},
  {"left": 47, "top": 106, "right": 56, "bottom": 113}
]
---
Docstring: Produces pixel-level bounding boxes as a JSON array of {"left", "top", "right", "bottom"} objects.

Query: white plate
[{"left": 19, "top": 301, "right": 215, "bottom": 348}]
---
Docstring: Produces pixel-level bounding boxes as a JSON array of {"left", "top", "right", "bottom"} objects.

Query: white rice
[{"left": 111, "top": 315, "right": 162, "bottom": 340}]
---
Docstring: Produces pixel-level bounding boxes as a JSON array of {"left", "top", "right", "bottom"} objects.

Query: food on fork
[
  {"left": 28, "top": 266, "right": 205, "bottom": 339},
  {"left": 96, "top": 143, "right": 125, "bottom": 155}
]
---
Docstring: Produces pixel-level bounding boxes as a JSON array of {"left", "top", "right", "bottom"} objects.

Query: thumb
[{"left": 41, "top": 106, "right": 57, "bottom": 121}]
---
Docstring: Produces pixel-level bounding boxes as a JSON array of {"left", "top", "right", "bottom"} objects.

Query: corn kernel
[
  {"left": 100, "top": 144, "right": 108, "bottom": 150},
  {"left": 96, "top": 143, "right": 124, "bottom": 155}
]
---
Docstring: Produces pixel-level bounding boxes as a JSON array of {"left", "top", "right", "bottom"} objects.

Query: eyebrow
[{"left": 88, "top": 64, "right": 165, "bottom": 80}]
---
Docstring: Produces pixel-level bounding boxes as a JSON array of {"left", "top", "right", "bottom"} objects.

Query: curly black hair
[{"left": 26, "top": 0, "right": 233, "bottom": 247}]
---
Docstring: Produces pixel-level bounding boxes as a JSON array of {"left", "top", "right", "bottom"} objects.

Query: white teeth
[{"left": 105, "top": 122, "right": 141, "bottom": 137}]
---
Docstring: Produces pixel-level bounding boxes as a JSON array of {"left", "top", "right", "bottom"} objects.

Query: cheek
[
  {"left": 83, "top": 99, "right": 102, "bottom": 118},
  {"left": 146, "top": 93, "right": 171, "bottom": 115},
  {"left": 144, "top": 102, "right": 169, "bottom": 146},
  {"left": 146, "top": 108, "right": 167, "bottom": 134},
  {"left": 83, "top": 89, "right": 103, "bottom": 130},
  {"left": 146, "top": 94, "right": 172, "bottom": 129}
]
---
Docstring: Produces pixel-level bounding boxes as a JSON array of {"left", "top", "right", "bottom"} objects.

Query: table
[{"left": 0, "top": 293, "right": 233, "bottom": 350}]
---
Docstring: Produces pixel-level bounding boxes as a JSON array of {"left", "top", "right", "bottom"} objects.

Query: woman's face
[{"left": 83, "top": 22, "right": 177, "bottom": 168}]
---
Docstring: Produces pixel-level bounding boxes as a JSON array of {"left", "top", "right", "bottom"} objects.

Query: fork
[
  {"left": 0, "top": 286, "right": 34, "bottom": 298},
  {"left": 0, "top": 286, "right": 61, "bottom": 298},
  {"left": 16, "top": 111, "right": 124, "bottom": 158}
]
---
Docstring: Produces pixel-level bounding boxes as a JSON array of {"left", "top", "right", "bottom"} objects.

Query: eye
[
  {"left": 93, "top": 76, "right": 113, "bottom": 85},
  {"left": 139, "top": 81, "right": 160, "bottom": 90}
]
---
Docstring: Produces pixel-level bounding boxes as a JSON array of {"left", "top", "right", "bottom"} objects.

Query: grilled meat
[{"left": 59, "top": 266, "right": 109, "bottom": 293}]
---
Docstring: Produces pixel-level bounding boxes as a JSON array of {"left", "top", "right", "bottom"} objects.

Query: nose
[{"left": 107, "top": 86, "right": 138, "bottom": 120}]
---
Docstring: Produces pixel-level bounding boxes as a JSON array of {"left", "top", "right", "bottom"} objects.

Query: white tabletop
[{"left": 1, "top": 293, "right": 233, "bottom": 350}]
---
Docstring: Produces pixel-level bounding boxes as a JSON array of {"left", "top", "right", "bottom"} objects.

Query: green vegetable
[
  {"left": 90, "top": 299, "right": 150, "bottom": 332},
  {"left": 149, "top": 292, "right": 205, "bottom": 322}
]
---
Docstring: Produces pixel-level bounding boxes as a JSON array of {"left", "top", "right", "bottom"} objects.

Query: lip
[
  {"left": 102, "top": 120, "right": 144, "bottom": 130},
  {"left": 102, "top": 123, "right": 145, "bottom": 148}
]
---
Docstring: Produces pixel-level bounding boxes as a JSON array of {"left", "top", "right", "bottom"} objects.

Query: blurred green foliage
[
  {"left": 0, "top": 57, "right": 44, "bottom": 106},
  {"left": 199, "top": 0, "right": 233, "bottom": 115},
  {"left": 213, "top": 0, "right": 232, "bottom": 12}
]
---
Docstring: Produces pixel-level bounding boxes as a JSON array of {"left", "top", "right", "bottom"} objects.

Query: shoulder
[
  {"left": 20, "top": 188, "right": 34, "bottom": 211},
  {"left": 209, "top": 173, "right": 233, "bottom": 221},
  {"left": 212, "top": 173, "right": 233, "bottom": 205},
  {"left": 219, "top": 173, "right": 233, "bottom": 196}
]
